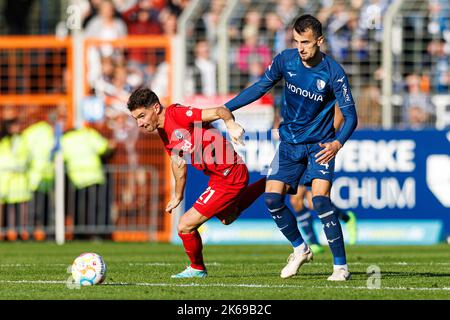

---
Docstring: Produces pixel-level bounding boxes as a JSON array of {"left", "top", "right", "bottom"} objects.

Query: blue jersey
[{"left": 226, "top": 49, "right": 357, "bottom": 145}]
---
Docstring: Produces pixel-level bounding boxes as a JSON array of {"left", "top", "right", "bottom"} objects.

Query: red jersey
[{"left": 158, "top": 104, "right": 244, "bottom": 178}]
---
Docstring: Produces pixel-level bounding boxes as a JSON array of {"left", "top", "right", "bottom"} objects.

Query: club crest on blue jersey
[{"left": 316, "top": 79, "right": 326, "bottom": 91}]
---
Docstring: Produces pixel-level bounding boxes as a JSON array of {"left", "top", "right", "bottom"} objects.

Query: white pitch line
[
  {"left": 1, "top": 262, "right": 449, "bottom": 268},
  {"left": 0, "top": 264, "right": 68, "bottom": 267},
  {"left": 0, "top": 280, "right": 450, "bottom": 292},
  {"left": 0, "top": 280, "right": 67, "bottom": 284}
]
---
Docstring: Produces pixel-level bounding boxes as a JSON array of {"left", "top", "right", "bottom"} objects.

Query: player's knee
[
  {"left": 264, "top": 192, "right": 285, "bottom": 211},
  {"left": 312, "top": 195, "right": 332, "bottom": 213},
  {"left": 290, "top": 196, "right": 304, "bottom": 212},
  {"left": 177, "top": 221, "right": 197, "bottom": 234}
]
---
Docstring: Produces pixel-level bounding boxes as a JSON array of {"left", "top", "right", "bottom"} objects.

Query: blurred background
[{"left": 0, "top": 0, "right": 448, "bottom": 245}]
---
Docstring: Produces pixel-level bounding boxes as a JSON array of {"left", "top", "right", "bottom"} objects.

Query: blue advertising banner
[{"left": 176, "top": 129, "right": 450, "bottom": 245}]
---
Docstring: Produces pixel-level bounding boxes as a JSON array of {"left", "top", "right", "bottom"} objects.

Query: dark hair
[
  {"left": 293, "top": 14, "right": 322, "bottom": 39},
  {"left": 127, "top": 87, "right": 160, "bottom": 112},
  {"left": 1, "top": 118, "right": 18, "bottom": 137}
]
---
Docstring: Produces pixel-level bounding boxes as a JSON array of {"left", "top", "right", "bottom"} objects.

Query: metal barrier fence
[
  {"left": 0, "top": 165, "right": 160, "bottom": 241},
  {"left": 0, "top": 34, "right": 174, "bottom": 243},
  {"left": 80, "top": 35, "right": 173, "bottom": 242},
  {"left": 0, "top": 36, "right": 74, "bottom": 125},
  {"left": 384, "top": 0, "right": 450, "bottom": 129}
]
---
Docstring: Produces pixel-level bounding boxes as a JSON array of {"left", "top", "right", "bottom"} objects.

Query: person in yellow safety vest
[
  {"left": 0, "top": 118, "right": 31, "bottom": 241},
  {"left": 62, "top": 124, "right": 116, "bottom": 238},
  {"left": 22, "top": 110, "right": 64, "bottom": 241},
  {"left": 23, "top": 121, "right": 55, "bottom": 192},
  {"left": 0, "top": 120, "right": 6, "bottom": 241}
]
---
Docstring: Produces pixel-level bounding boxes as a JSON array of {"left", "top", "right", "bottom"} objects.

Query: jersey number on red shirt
[{"left": 196, "top": 186, "right": 216, "bottom": 205}]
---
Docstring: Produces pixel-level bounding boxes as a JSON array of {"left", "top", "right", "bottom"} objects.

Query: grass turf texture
[{"left": 0, "top": 242, "right": 449, "bottom": 300}]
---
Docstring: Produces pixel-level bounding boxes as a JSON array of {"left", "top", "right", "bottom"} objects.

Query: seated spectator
[
  {"left": 150, "top": 61, "right": 169, "bottom": 98},
  {"left": 91, "top": 54, "right": 118, "bottom": 95},
  {"left": 186, "top": 40, "right": 217, "bottom": 96},
  {"left": 105, "top": 65, "right": 133, "bottom": 107},
  {"left": 356, "top": 84, "right": 382, "bottom": 128},
  {"left": 427, "top": 0, "right": 450, "bottom": 37},
  {"left": 244, "top": 10, "right": 263, "bottom": 31},
  {"left": 276, "top": 0, "right": 298, "bottom": 27},
  {"left": 84, "top": 0, "right": 127, "bottom": 41},
  {"left": 194, "top": 0, "right": 226, "bottom": 61},
  {"left": 247, "top": 60, "right": 266, "bottom": 86},
  {"left": 122, "top": 0, "right": 163, "bottom": 79},
  {"left": 122, "top": 0, "right": 162, "bottom": 37},
  {"left": 159, "top": 7, "right": 178, "bottom": 36},
  {"left": 85, "top": 0, "right": 128, "bottom": 89},
  {"left": 265, "top": 12, "right": 288, "bottom": 54},
  {"left": 81, "top": 0, "right": 104, "bottom": 28},
  {"left": 236, "top": 25, "right": 272, "bottom": 76},
  {"left": 356, "top": 0, "right": 389, "bottom": 42},
  {"left": 101, "top": 56, "right": 116, "bottom": 83},
  {"left": 402, "top": 73, "right": 435, "bottom": 128},
  {"left": 112, "top": 0, "right": 139, "bottom": 13},
  {"left": 426, "top": 38, "right": 450, "bottom": 94},
  {"left": 407, "top": 105, "right": 433, "bottom": 129},
  {"left": 322, "top": 1, "right": 352, "bottom": 63}
]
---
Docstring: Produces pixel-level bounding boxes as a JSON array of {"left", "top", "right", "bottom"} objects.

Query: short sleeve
[{"left": 171, "top": 105, "right": 202, "bottom": 127}]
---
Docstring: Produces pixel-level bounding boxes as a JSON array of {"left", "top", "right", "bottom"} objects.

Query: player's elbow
[
  {"left": 348, "top": 113, "right": 358, "bottom": 131},
  {"left": 342, "top": 105, "right": 358, "bottom": 130}
]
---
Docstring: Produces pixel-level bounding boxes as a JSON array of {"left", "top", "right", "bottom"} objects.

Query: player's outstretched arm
[
  {"left": 166, "top": 155, "right": 187, "bottom": 213},
  {"left": 224, "top": 53, "right": 283, "bottom": 112},
  {"left": 201, "top": 107, "right": 245, "bottom": 145}
]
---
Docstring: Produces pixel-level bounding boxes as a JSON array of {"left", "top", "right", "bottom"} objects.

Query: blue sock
[
  {"left": 265, "top": 193, "right": 304, "bottom": 248},
  {"left": 313, "top": 196, "right": 347, "bottom": 266},
  {"left": 296, "top": 208, "right": 319, "bottom": 245},
  {"left": 332, "top": 203, "right": 350, "bottom": 222}
]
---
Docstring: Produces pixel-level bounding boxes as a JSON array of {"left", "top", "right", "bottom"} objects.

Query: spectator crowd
[{"left": 0, "top": 0, "right": 448, "bottom": 135}]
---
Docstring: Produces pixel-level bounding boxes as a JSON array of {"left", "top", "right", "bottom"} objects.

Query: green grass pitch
[{"left": 0, "top": 242, "right": 449, "bottom": 300}]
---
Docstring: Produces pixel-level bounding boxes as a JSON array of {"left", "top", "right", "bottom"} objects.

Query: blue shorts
[{"left": 267, "top": 140, "right": 335, "bottom": 194}]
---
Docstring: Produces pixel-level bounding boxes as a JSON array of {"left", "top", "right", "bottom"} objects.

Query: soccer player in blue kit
[{"left": 221, "top": 14, "right": 358, "bottom": 280}]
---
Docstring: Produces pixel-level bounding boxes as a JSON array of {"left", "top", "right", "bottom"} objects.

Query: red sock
[
  {"left": 237, "top": 177, "right": 266, "bottom": 211},
  {"left": 178, "top": 230, "right": 205, "bottom": 271}
]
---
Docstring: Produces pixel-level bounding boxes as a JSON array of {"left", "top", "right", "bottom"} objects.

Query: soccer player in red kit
[{"left": 127, "top": 88, "right": 266, "bottom": 278}]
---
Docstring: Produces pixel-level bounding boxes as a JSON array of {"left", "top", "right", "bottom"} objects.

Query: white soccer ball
[{"left": 71, "top": 253, "right": 107, "bottom": 286}]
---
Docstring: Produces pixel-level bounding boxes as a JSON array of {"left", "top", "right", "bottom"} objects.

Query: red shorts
[{"left": 193, "top": 164, "right": 249, "bottom": 220}]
